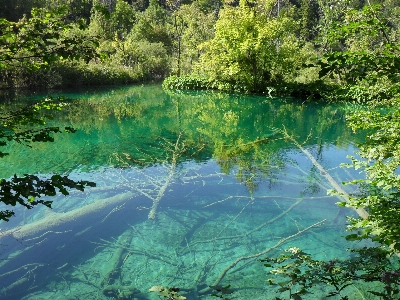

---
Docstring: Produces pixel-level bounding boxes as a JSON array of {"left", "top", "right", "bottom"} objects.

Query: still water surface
[{"left": 0, "top": 85, "right": 367, "bottom": 299}]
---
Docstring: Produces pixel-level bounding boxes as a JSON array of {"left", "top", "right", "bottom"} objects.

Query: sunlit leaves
[
  {"left": 340, "top": 107, "right": 400, "bottom": 247},
  {"left": 0, "top": 7, "right": 97, "bottom": 73},
  {"left": 171, "top": 3, "right": 215, "bottom": 75},
  {"left": 196, "top": 0, "right": 313, "bottom": 93},
  {"left": 315, "top": 3, "right": 400, "bottom": 105}
]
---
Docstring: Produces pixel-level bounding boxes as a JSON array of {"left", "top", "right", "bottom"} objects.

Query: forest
[{"left": 0, "top": 0, "right": 400, "bottom": 299}]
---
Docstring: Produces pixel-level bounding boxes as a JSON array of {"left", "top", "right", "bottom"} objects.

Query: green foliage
[
  {"left": 330, "top": 108, "right": 400, "bottom": 249},
  {"left": 89, "top": 0, "right": 136, "bottom": 40},
  {"left": 128, "top": 0, "right": 172, "bottom": 50},
  {"left": 111, "top": 38, "right": 170, "bottom": 80},
  {"left": 88, "top": 3, "right": 114, "bottom": 40},
  {"left": 0, "top": 7, "right": 98, "bottom": 88},
  {"left": 111, "top": 0, "right": 137, "bottom": 38},
  {"left": 90, "top": 0, "right": 173, "bottom": 81},
  {"left": 71, "top": 61, "right": 141, "bottom": 85},
  {"left": 0, "top": 7, "right": 97, "bottom": 70},
  {"left": 42, "top": 0, "right": 93, "bottom": 23},
  {"left": 162, "top": 74, "right": 212, "bottom": 90},
  {"left": 171, "top": 3, "right": 215, "bottom": 75},
  {"left": 5, "top": 0, "right": 399, "bottom": 94},
  {"left": 262, "top": 246, "right": 400, "bottom": 299},
  {"left": 0, "top": 0, "right": 213, "bottom": 87},
  {"left": 194, "top": 0, "right": 316, "bottom": 93},
  {"left": 295, "top": 0, "right": 319, "bottom": 41},
  {"left": 315, "top": 4, "right": 400, "bottom": 104}
]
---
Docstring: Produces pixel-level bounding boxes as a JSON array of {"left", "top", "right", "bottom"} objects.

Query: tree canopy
[{"left": 0, "top": 0, "right": 399, "bottom": 296}]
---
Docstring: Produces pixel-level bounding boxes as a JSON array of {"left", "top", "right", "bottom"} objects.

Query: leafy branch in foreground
[
  {"left": 0, "top": 97, "right": 96, "bottom": 221},
  {"left": 0, "top": 174, "right": 95, "bottom": 222},
  {"left": 262, "top": 246, "right": 400, "bottom": 300},
  {"left": 0, "top": 97, "right": 75, "bottom": 157},
  {"left": 330, "top": 108, "right": 400, "bottom": 251}
]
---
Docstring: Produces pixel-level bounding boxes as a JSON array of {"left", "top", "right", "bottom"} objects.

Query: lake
[{"left": 0, "top": 84, "right": 368, "bottom": 299}]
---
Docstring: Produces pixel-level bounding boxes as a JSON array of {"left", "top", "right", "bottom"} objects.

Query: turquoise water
[{"left": 0, "top": 85, "right": 370, "bottom": 299}]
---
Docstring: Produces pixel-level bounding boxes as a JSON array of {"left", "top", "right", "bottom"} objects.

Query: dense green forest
[
  {"left": 1, "top": 0, "right": 400, "bottom": 298},
  {"left": 1, "top": 0, "right": 398, "bottom": 97}
]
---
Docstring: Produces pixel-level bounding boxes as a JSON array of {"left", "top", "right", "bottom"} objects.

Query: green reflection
[
  {"left": 0, "top": 84, "right": 369, "bottom": 300},
  {"left": 0, "top": 84, "right": 362, "bottom": 187}
]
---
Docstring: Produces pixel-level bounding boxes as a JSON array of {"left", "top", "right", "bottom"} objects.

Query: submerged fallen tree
[
  {"left": 282, "top": 129, "right": 400, "bottom": 258},
  {"left": 0, "top": 191, "right": 135, "bottom": 240},
  {"left": 282, "top": 128, "right": 369, "bottom": 220}
]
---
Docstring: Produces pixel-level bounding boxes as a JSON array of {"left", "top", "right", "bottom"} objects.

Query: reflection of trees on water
[
  {"left": 1, "top": 85, "right": 360, "bottom": 178},
  {"left": 0, "top": 85, "right": 365, "bottom": 299}
]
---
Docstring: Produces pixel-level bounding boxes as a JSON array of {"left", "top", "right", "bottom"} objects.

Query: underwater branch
[
  {"left": 199, "top": 219, "right": 326, "bottom": 294},
  {"left": 282, "top": 128, "right": 369, "bottom": 220}
]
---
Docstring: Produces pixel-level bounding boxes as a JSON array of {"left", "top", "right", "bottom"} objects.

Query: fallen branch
[
  {"left": 90, "top": 239, "right": 178, "bottom": 267},
  {"left": 199, "top": 219, "right": 326, "bottom": 294},
  {"left": 185, "top": 199, "right": 303, "bottom": 251},
  {"left": 0, "top": 263, "right": 45, "bottom": 296},
  {"left": 100, "top": 229, "right": 134, "bottom": 288},
  {"left": 284, "top": 129, "right": 400, "bottom": 258},
  {"left": 282, "top": 128, "right": 369, "bottom": 220},
  {"left": 148, "top": 134, "right": 182, "bottom": 220},
  {"left": 0, "top": 192, "right": 135, "bottom": 240},
  {"left": 203, "top": 195, "right": 326, "bottom": 208}
]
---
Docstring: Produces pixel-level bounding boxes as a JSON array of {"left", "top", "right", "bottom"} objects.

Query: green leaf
[{"left": 345, "top": 234, "right": 360, "bottom": 241}]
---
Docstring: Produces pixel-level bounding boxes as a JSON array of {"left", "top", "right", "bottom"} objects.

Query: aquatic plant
[{"left": 149, "top": 285, "right": 187, "bottom": 300}]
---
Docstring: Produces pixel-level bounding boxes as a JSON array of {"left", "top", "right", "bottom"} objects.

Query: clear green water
[{"left": 0, "top": 85, "right": 370, "bottom": 299}]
